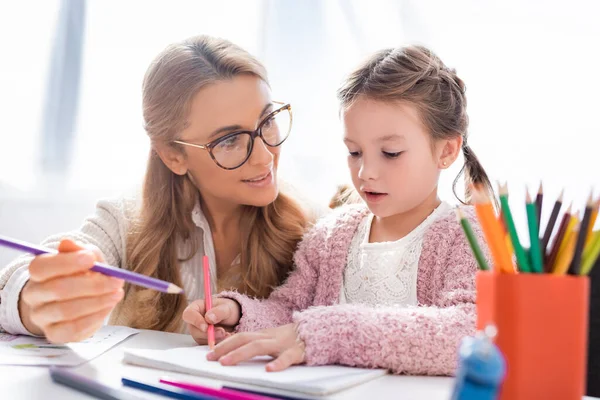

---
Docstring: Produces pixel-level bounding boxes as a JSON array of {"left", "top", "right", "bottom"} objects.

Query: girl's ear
[
  {"left": 438, "top": 135, "right": 463, "bottom": 169},
  {"left": 154, "top": 143, "right": 189, "bottom": 175}
]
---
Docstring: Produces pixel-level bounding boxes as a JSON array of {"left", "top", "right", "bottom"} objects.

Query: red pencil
[{"left": 203, "top": 256, "right": 215, "bottom": 349}]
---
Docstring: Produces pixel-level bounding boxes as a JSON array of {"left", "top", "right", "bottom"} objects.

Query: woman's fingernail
[
  {"left": 206, "top": 352, "right": 217, "bottom": 361},
  {"left": 206, "top": 313, "right": 215, "bottom": 322},
  {"left": 199, "top": 324, "right": 207, "bottom": 332}
]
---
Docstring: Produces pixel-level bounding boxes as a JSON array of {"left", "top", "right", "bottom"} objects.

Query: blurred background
[{"left": 1, "top": 0, "right": 599, "bottom": 266}]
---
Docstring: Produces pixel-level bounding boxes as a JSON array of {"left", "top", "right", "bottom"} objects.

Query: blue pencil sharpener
[{"left": 451, "top": 325, "right": 506, "bottom": 400}]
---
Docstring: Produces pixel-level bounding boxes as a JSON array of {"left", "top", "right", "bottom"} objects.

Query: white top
[
  {"left": 0, "top": 192, "right": 325, "bottom": 336},
  {"left": 340, "top": 202, "right": 451, "bottom": 306}
]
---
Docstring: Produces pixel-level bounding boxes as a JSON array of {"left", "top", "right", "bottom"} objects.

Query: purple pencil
[{"left": 0, "top": 235, "right": 183, "bottom": 294}]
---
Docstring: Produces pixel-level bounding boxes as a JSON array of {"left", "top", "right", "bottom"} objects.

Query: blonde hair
[
  {"left": 110, "top": 36, "right": 308, "bottom": 332},
  {"left": 337, "top": 45, "right": 495, "bottom": 205}
]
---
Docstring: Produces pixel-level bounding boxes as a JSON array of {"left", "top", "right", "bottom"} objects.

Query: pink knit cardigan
[{"left": 221, "top": 204, "right": 488, "bottom": 375}]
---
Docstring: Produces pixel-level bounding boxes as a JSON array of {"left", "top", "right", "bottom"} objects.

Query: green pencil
[
  {"left": 526, "top": 189, "right": 544, "bottom": 273},
  {"left": 456, "top": 207, "right": 489, "bottom": 271},
  {"left": 499, "top": 183, "right": 531, "bottom": 273}
]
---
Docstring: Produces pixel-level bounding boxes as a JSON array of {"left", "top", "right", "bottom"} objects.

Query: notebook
[{"left": 123, "top": 346, "right": 387, "bottom": 396}]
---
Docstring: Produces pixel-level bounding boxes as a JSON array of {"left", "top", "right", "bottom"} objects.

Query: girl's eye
[
  {"left": 348, "top": 151, "right": 361, "bottom": 157},
  {"left": 383, "top": 151, "right": 402, "bottom": 159}
]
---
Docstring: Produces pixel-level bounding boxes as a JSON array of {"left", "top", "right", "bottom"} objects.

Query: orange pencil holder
[{"left": 476, "top": 270, "right": 589, "bottom": 400}]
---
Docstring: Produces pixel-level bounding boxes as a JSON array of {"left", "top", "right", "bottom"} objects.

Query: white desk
[{"left": 0, "top": 329, "right": 596, "bottom": 400}]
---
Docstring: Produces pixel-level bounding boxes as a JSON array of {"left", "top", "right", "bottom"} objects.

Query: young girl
[
  {"left": 183, "top": 45, "right": 494, "bottom": 376},
  {"left": 0, "top": 35, "right": 314, "bottom": 342}
]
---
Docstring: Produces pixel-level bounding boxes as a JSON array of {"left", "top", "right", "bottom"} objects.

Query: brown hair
[
  {"left": 109, "top": 35, "right": 308, "bottom": 332},
  {"left": 337, "top": 45, "right": 495, "bottom": 205}
]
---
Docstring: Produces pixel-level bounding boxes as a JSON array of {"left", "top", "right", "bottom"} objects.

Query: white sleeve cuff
[{"left": 0, "top": 265, "right": 40, "bottom": 336}]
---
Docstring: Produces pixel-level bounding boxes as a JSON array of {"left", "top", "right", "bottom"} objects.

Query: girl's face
[
  {"left": 342, "top": 96, "right": 460, "bottom": 218},
  {"left": 159, "top": 75, "right": 286, "bottom": 210}
]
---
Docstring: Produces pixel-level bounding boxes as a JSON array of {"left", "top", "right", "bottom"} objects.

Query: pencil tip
[
  {"left": 526, "top": 188, "right": 532, "bottom": 203},
  {"left": 455, "top": 206, "right": 465, "bottom": 220},
  {"left": 538, "top": 181, "right": 543, "bottom": 194},
  {"left": 167, "top": 284, "right": 185, "bottom": 294},
  {"left": 558, "top": 188, "right": 565, "bottom": 202},
  {"left": 498, "top": 182, "right": 508, "bottom": 196},
  {"left": 588, "top": 191, "right": 595, "bottom": 206}
]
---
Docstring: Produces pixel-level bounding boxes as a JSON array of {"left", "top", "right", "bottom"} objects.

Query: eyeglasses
[{"left": 172, "top": 102, "right": 292, "bottom": 170}]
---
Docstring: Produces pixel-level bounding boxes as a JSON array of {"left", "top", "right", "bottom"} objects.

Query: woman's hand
[
  {"left": 19, "top": 239, "right": 124, "bottom": 343},
  {"left": 206, "top": 323, "right": 305, "bottom": 372}
]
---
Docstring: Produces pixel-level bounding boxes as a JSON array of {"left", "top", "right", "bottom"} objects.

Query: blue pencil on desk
[
  {"left": 121, "top": 377, "right": 217, "bottom": 400},
  {"left": 0, "top": 234, "right": 183, "bottom": 294}
]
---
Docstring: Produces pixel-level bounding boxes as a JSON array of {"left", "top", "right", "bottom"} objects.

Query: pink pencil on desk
[
  {"left": 160, "top": 378, "right": 276, "bottom": 400},
  {"left": 203, "top": 255, "right": 215, "bottom": 349}
]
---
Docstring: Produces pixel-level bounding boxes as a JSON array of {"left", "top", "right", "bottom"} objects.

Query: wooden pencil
[
  {"left": 540, "top": 188, "right": 564, "bottom": 262},
  {"left": 472, "top": 187, "right": 515, "bottom": 273},
  {"left": 568, "top": 193, "right": 594, "bottom": 275},
  {"left": 456, "top": 207, "right": 489, "bottom": 271},
  {"left": 498, "top": 183, "right": 530, "bottom": 272},
  {"left": 581, "top": 231, "right": 600, "bottom": 275},
  {"left": 586, "top": 197, "right": 599, "bottom": 247},
  {"left": 553, "top": 223, "right": 579, "bottom": 275},
  {"left": 526, "top": 189, "right": 544, "bottom": 273},
  {"left": 546, "top": 204, "right": 573, "bottom": 272},
  {"left": 536, "top": 182, "right": 543, "bottom": 235}
]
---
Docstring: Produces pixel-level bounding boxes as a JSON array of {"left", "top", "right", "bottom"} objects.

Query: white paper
[
  {"left": 0, "top": 326, "right": 138, "bottom": 366},
  {"left": 123, "top": 346, "right": 387, "bottom": 396}
]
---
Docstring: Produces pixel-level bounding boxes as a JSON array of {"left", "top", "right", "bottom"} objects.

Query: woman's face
[{"left": 160, "top": 75, "right": 287, "bottom": 209}]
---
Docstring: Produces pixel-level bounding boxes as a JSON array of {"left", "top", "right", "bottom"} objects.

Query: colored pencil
[
  {"left": 0, "top": 235, "right": 183, "bottom": 294},
  {"left": 540, "top": 189, "right": 564, "bottom": 261},
  {"left": 498, "top": 183, "right": 530, "bottom": 272},
  {"left": 553, "top": 223, "right": 579, "bottom": 275},
  {"left": 568, "top": 193, "right": 595, "bottom": 275},
  {"left": 526, "top": 190, "right": 544, "bottom": 273},
  {"left": 456, "top": 207, "right": 490, "bottom": 271},
  {"left": 580, "top": 231, "right": 600, "bottom": 276},
  {"left": 536, "top": 182, "right": 543, "bottom": 235},
  {"left": 546, "top": 204, "right": 572, "bottom": 272},
  {"left": 472, "top": 188, "right": 514, "bottom": 273},
  {"left": 203, "top": 256, "right": 215, "bottom": 350},
  {"left": 586, "top": 197, "right": 599, "bottom": 247}
]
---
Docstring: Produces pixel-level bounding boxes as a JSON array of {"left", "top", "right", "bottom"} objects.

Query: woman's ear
[
  {"left": 154, "top": 143, "right": 188, "bottom": 176},
  {"left": 438, "top": 135, "right": 463, "bottom": 169}
]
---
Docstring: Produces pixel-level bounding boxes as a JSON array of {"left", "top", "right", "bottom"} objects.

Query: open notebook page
[{"left": 123, "top": 346, "right": 387, "bottom": 396}]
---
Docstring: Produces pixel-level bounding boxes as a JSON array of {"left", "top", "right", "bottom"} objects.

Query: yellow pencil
[
  {"left": 553, "top": 211, "right": 579, "bottom": 269},
  {"left": 553, "top": 223, "right": 580, "bottom": 275},
  {"left": 586, "top": 198, "right": 599, "bottom": 247}
]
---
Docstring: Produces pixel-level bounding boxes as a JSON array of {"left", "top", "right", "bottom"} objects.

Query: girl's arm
[
  {"left": 294, "top": 218, "right": 481, "bottom": 376},
  {"left": 219, "top": 224, "right": 323, "bottom": 332}
]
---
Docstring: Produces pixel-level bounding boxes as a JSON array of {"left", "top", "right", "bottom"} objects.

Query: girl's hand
[
  {"left": 206, "top": 323, "right": 305, "bottom": 372},
  {"left": 183, "top": 297, "right": 240, "bottom": 345}
]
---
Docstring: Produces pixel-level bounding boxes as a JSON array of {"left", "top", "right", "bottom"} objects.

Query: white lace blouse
[{"left": 340, "top": 202, "right": 451, "bottom": 306}]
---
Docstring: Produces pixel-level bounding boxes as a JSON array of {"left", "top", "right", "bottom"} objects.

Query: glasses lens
[
  {"left": 211, "top": 133, "right": 252, "bottom": 169},
  {"left": 261, "top": 107, "right": 292, "bottom": 146}
]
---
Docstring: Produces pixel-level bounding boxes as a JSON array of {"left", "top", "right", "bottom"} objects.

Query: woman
[{"left": 0, "top": 35, "right": 313, "bottom": 342}]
